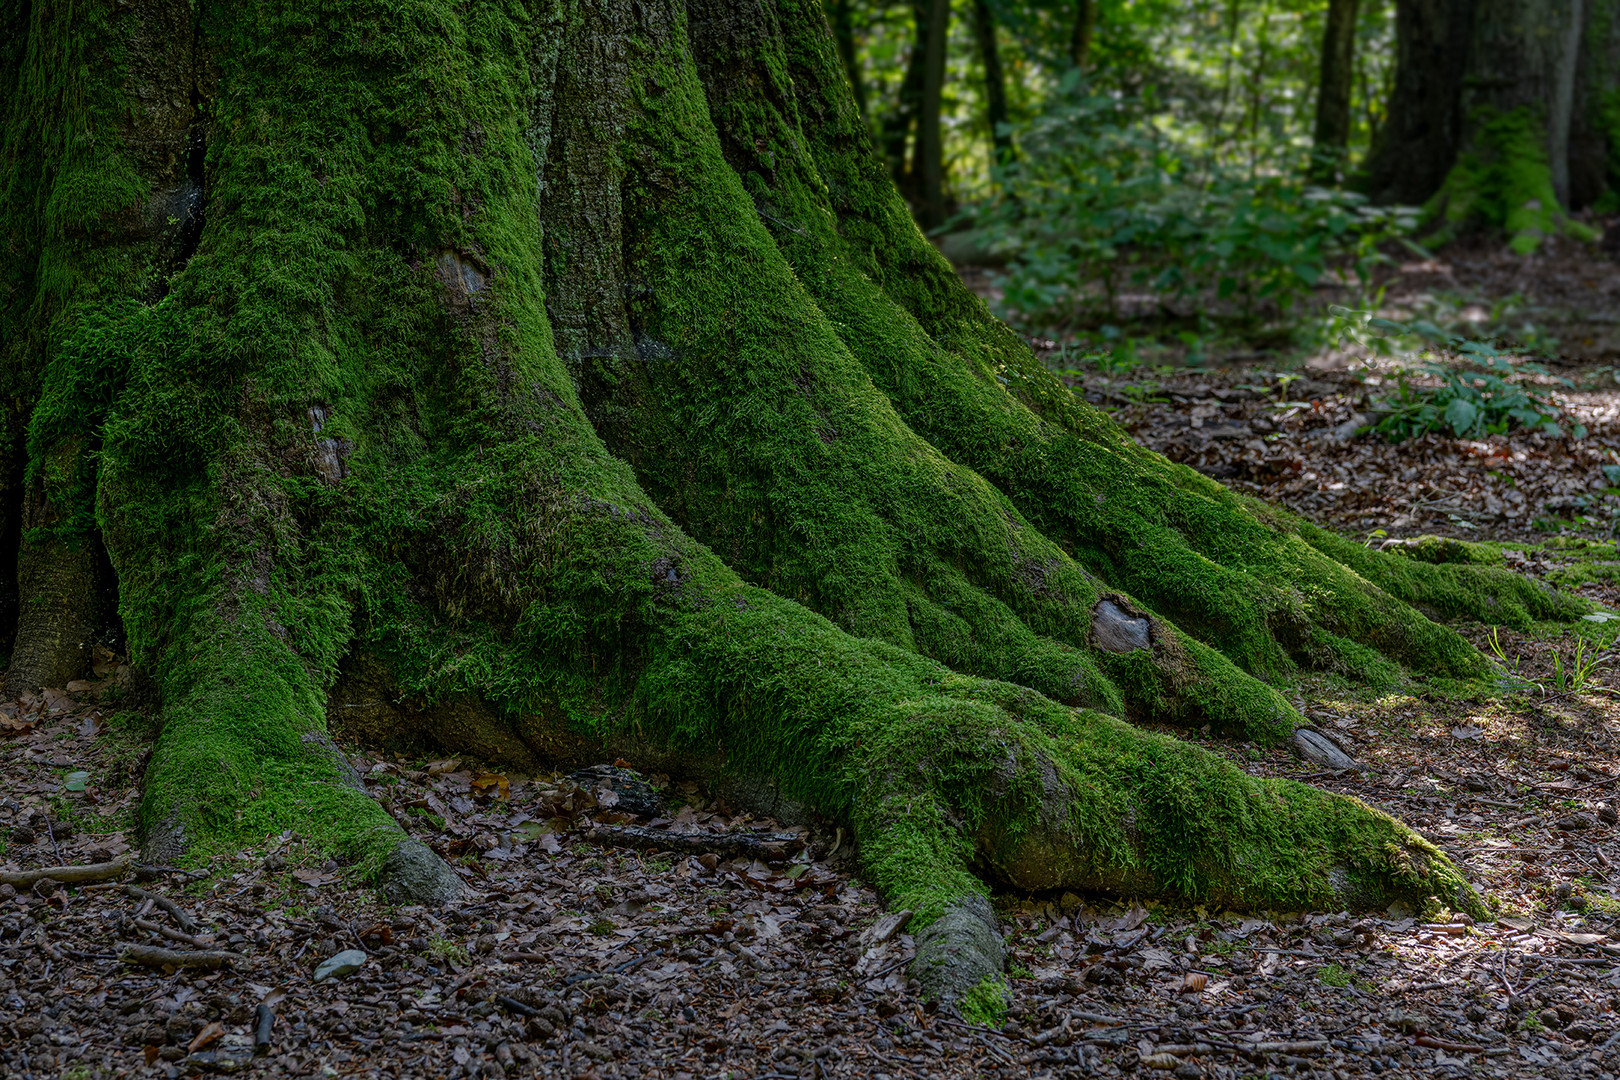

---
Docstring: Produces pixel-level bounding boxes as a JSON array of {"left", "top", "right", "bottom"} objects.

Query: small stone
[
  {"left": 1566, "top": 1021, "right": 1596, "bottom": 1042},
  {"left": 312, "top": 949, "right": 369, "bottom": 983},
  {"left": 1173, "top": 1065, "right": 1203, "bottom": 1080}
]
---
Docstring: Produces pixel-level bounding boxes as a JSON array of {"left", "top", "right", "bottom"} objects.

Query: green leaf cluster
[
  {"left": 1327, "top": 306, "right": 1582, "bottom": 442},
  {"left": 969, "top": 75, "right": 1418, "bottom": 327}
]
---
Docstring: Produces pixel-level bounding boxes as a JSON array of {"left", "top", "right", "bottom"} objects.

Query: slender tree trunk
[
  {"left": 971, "top": 0, "right": 1011, "bottom": 164},
  {"left": 917, "top": 0, "right": 950, "bottom": 228},
  {"left": 882, "top": 1, "right": 930, "bottom": 198},
  {"left": 1069, "top": 0, "right": 1097, "bottom": 68},
  {"left": 826, "top": 0, "right": 869, "bottom": 118},
  {"left": 1311, "top": 0, "right": 1360, "bottom": 183}
]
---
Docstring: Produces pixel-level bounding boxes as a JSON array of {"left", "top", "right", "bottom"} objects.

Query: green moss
[
  {"left": 1424, "top": 107, "right": 1599, "bottom": 255},
  {"left": 960, "top": 975, "right": 1010, "bottom": 1027},
  {"left": 1382, "top": 534, "right": 1505, "bottom": 566}
]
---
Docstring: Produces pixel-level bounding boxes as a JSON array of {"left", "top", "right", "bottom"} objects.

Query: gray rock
[
  {"left": 1091, "top": 600, "right": 1151, "bottom": 653},
  {"left": 382, "top": 839, "right": 465, "bottom": 906},
  {"left": 313, "top": 949, "right": 368, "bottom": 983},
  {"left": 1322, "top": 413, "right": 1368, "bottom": 442},
  {"left": 1291, "top": 728, "right": 1362, "bottom": 771},
  {"left": 909, "top": 895, "right": 1005, "bottom": 1006}
]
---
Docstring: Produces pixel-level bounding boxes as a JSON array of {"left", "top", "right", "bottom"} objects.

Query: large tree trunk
[
  {"left": 1366, "top": 0, "right": 1475, "bottom": 204},
  {"left": 6, "top": 0, "right": 1565, "bottom": 1003},
  {"left": 1569, "top": 0, "right": 1620, "bottom": 210},
  {"left": 1372, "top": 0, "right": 1605, "bottom": 249}
]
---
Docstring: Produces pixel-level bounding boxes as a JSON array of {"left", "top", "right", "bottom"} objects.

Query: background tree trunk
[
  {"left": 917, "top": 0, "right": 951, "bottom": 229},
  {"left": 1569, "top": 0, "right": 1620, "bottom": 209},
  {"left": 882, "top": 2, "right": 930, "bottom": 200},
  {"left": 1311, "top": 0, "right": 1360, "bottom": 183},
  {"left": 972, "top": 0, "right": 1012, "bottom": 164},
  {"left": 1366, "top": 0, "right": 1475, "bottom": 204},
  {"left": 1070, "top": 0, "right": 1097, "bottom": 67},
  {"left": 826, "top": 0, "right": 869, "bottom": 119}
]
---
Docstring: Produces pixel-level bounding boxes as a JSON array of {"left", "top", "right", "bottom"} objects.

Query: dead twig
[{"left": 123, "top": 884, "right": 200, "bottom": 934}]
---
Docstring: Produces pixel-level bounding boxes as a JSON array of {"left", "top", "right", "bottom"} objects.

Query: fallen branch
[
  {"left": 585, "top": 825, "right": 804, "bottom": 861},
  {"left": 1242, "top": 1040, "right": 1329, "bottom": 1057},
  {"left": 124, "top": 884, "right": 200, "bottom": 933},
  {"left": 0, "top": 854, "right": 131, "bottom": 887},
  {"left": 121, "top": 944, "right": 246, "bottom": 970}
]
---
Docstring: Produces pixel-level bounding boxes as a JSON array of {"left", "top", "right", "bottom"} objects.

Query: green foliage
[
  {"left": 1327, "top": 307, "right": 1582, "bottom": 442},
  {"left": 1317, "top": 962, "right": 1351, "bottom": 987},
  {"left": 1487, "top": 628, "right": 1611, "bottom": 697},
  {"left": 972, "top": 76, "right": 1416, "bottom": 327}
]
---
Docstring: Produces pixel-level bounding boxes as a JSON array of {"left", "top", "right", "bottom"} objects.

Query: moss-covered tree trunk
[
  {"left": 4, "top": 0, "right": 1567, "bottom": 1002},
  {"left": 1371, "top": 0, "right": 1608, "bottom": 249}
]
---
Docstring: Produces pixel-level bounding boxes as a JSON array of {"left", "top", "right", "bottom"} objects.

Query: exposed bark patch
[{"left": 1090, "top": 597, "right": 1151, "bottom": 653}]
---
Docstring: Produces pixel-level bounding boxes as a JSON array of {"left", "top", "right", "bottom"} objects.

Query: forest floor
[{"left": 5, "top": 237, "right": 1620, "bottom": 1080}]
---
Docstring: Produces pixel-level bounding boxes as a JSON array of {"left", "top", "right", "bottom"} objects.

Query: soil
[{"left": 5, "top": 238, "right": 1620, "bottom": 1080}]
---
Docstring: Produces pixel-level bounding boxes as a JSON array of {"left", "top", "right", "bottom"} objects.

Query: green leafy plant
[
  {"left": 1486, "top": 627, "right": 1610, "bottom": 696},
  {"left": 1317, "top": 963, "right": 1351, "bottom": 987},
  {"left": 1329, "top": 307, "right": 1583, "bottom": 441}
]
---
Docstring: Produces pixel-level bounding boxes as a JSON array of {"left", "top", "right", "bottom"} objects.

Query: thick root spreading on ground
[{"left": 0, "top": 0, "right": 1530, "bottom": 1000}]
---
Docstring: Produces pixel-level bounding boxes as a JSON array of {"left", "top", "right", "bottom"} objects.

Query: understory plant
[
  {"left": 1328, "top": 307, "right": 1584, "bottom": 441},
  {"left": 970, "top": 73, "right": 1418, "bottom": 328}
]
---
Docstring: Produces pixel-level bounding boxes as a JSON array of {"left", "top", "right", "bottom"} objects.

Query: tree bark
[
  {"left": 5, "top": 0, "right": 1556, "bottom": 1004},
  {"left": 972, "top": 0, "right": 1012, "bottom": 165},
  {"left": 882, "top": 2, "right": 930, "bottom": 199},
  {"left": 1366, "top": 0, "right": 1475, "bottom": 204},
  {"left": 1372, "top": 0, "right": 1602, "bottom": 248},
  {"left": 1069, "top": 0, "right": 1097, "bottom": 68},
  {"left": 1569, "top": 0, "right": 1620, "bottom": 209},
  {"left": 917, "top": 0, "right": 950, "bottom": 229},
  {"left": 1311, "top": 0, "right": 1360, "bottom": 184}
]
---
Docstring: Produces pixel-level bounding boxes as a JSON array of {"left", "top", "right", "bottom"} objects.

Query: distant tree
[
  {"left": 1070, "top": 0, "right": 1097, "bottom": 67},
  {"left": 1370, "top": 0, "right": 1618, "bottom": 249},
  {"left": 1311, "top": 0, "right": 1360, "bottom": 183},
  {"left": 973, "top": 0, "right": 1013, "bottom": 163}
]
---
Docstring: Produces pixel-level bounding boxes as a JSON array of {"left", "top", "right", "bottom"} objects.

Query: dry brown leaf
[
  {"left": 1180, "top": 971, "right": 1208, "bottom": 993},
  {"left": 187, "top": 1021, "right": 224, "bottom": 1053}
]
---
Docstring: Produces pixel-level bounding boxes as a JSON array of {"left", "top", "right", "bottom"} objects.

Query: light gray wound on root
[
  {"left": 1091, "top": 599, "right": 1151, "bottom": 652},
  {"left": 383, "top": 840, "right": 465, "bottom": 906},
  {"left": 1292, "top": 728, "right": 1362, "bottom": 771},
  {"left": 909, "top": 894, "right": 1006, "bottom": 1006}
]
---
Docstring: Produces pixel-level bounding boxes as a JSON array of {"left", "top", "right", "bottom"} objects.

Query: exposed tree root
[{"left": 0, "top": 0, "right": 1541, "bottom": 996}]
